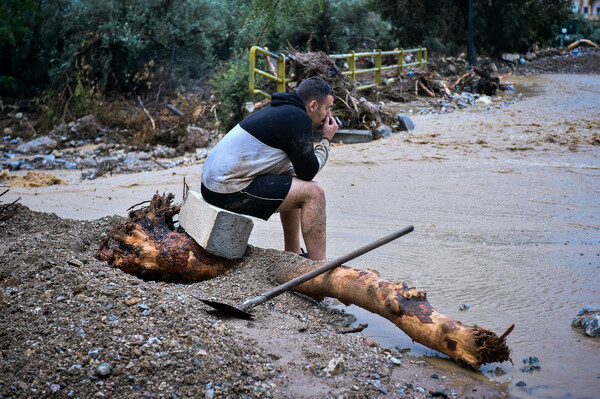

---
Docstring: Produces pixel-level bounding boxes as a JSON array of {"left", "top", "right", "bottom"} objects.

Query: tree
[
  {"left": 368, "top": 0, "right": 573, "bottom": 55},
  {"left": 0, "top": 0, "right": 43, "bottom": 93}
]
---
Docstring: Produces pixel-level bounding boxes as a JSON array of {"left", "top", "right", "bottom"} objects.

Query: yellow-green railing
[
  {"left": 329, "top": 47, "right": 427, "bottom": 91},
  {"left": 249, "top": 46, "right": 288, "bottom": 99},
  {"left": 249, "top": 45, "right": 427, "bottom": 97}
]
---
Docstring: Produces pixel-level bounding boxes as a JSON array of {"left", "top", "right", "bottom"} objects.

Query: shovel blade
[{"left": 194, "top": 297, "right": 254, "bottom": 320}]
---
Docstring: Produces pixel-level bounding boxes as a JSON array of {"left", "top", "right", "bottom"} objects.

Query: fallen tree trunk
[
  {"left": 271, "top": 262, "right": 512, "bottom": 369},
  {"left": 96, "top": 192, "right": 512, "bottom": 368},
  {"left": 96, "top": 192, "right": 234, "bottom": 282}
]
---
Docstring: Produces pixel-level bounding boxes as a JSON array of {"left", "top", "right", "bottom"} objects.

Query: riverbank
[
  {"left": 2, "top": 71, "right": 600, "bottom": 398},
  {"left": 0, "top": 203, "right": 507, "bottom": 398}
]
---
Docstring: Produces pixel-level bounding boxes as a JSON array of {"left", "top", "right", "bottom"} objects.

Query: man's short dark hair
[{"left": 296, "top": 77, "right": 335, "bottom": 105}]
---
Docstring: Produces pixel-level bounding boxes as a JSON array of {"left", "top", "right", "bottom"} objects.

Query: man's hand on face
[{"left": 322, "top": 115, "right": 338, "bottom": 141}]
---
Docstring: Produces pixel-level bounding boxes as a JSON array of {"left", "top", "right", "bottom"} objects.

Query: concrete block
[{"left": 179, "top": 190, "right": 253, "bottom": 259}]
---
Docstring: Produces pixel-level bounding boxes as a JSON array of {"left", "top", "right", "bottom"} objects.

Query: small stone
[
  {"left": 211, "top": 321, "right": 226, "bottom": 333},
  {"left": 126, "top": 298, "right": 142, "bottom": 306},
  {"left": 40, "top": 290, "right": 53, "bottom": 301},
  {"left": 430, "top": 390, "right": 448, "bottom": 398},
  {"left": 431, "top": 374, "right": 439, "bottom": 379},
  {"left": 95, "top": 363, "right": 113, "bottom": 378},
  {"left": 68, "top": 259, "right": 83, "bottom": 267},
  {"left": 516, "top": 381, "right": 527, "bottom": 387},
  {"left": 372, "top": 124, "right": 393, "bottom": 139},
  {"left": 323, "top": 356, "right": 345, "bottom": 377},
  {"left": 3, "top": 127, "right": 13, "bottom": 135},
  {"left": 132, "top": 348, "right": 142, "bottom": 357},
  {"left": 459, "top": 303, "right": 470, "bottom": 311},
  {"left": 130, "top": 335, "right": 145, "bottom": 345},
  {"left": 389, "top": 357, "right": 402, "bottom": 365},
  {"left": 68, "top": 365, "right": 82, "bottom": 375},
  {"left": 50, "top": 384, "right": 61, "bottom": 392},
  {"left": 364, "top": 337, "right": 378, "bottom": 347}
]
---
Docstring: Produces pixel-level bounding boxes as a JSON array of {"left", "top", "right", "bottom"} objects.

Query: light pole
[
  {"left": 560, "top": 27, "right": 567, "bottom": 47},
  {"left": 467, "top": 0, "right": 476, "bottom": 68}
]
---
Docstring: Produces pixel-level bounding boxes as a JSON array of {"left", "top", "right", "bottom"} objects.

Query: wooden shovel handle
[{"left": 239, "top": 225, "right": 414, "bottom": 311}]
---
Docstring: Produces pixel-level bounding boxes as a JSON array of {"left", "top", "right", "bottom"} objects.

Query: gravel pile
[{"left": 0, "top": 205, "right": 506, "bottom": 398}]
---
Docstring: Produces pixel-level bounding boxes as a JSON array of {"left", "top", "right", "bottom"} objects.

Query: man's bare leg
[
  {"left": 276, "top": 178, "right": 327, "bottom": 260},
  {"left": 280, "top": 209, "right": 301, "bottom": 254}
]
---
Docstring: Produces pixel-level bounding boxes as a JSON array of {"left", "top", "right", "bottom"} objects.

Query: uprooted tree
[{"left": 96, "top": 192, "right": 512, "bottom": 369}]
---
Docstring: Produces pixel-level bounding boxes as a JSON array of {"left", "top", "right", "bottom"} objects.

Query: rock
[
  {"left": 153, "top": 145, "right": 176, "bottom": 159},
  {"left": 125, "top": 297, "right": 142, "bottom": 306},
  {"left": 130, "top": 335, "right": 145, "bottom": 345},
  {"left": 525, "top": 52, "right": 537, "bottom": 61},
  {"left": 48, "top": 123, "right": 69, "bottom": 139},
  {"left": 459, "top": 303, "right": 470, "bottom": 311},
  {"left": 183, "top": 126, "right": 210, "bottom": 150},
  {"left": 15, "top": 136, "right": 57, "bottom": 154},
  {"left": 520, "top": 356, "right": 541, "bottom": 372},
  {"left": 3, "top": 127, "right": 12, "bottom": 136},
  {"left": 323, "top": 356, "right": 345, "bottom": 377},
  {"left": 372, "top": 124, "right": 392, "bottom": 140},
  {"left": 40, "top": 290, "right": 53, "bottom": 301},
  {"left": 95, "top": 363, "right": 113, "bottom": 378},
  {"left": 430, "top": 390, "right": 448, "bottom": 398},
  {"left": 396, "top": 114, "right": 415, "bottom": 131},
  {"left": 68, "top": 364, "right": 82, "bottom": 376},
  {"left": 446, "top": 64, "right": 457, "bottom": 75},
  {"left": 516, "top": 381, "right": 527, "bottom": 387},
  {"left": 501, "top": 53, "right": 521, "bottom": 63},
  {"left": 68, "top": 259, "right": 84, "bottom": 267},
  {"left": 211, "top": 321, "right": 226, "bottom": 333},
  {"left": 389, "top": 356, "right": 402, "bottom": 365},
  {"left": 244, "top": 102, "right": 255, "bottom": 114},
  {"left": 364, "top": 337, "right": 378, "bottom": 347},
  {"left": 572, "top": 306, "right": 600, "bottom": 337},
  {"left": 72, "top": 115, "right": 101, "bottom": 138},
  {"left": 487, "top": 62, "right": 498, "bottom": 73}
]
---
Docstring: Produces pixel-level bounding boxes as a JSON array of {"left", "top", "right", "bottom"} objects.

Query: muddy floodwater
[{"left": 7, "top": 74, "right": 600, "bottom": 398}]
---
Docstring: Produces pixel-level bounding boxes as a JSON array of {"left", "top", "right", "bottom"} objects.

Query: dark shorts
[{"left": 201, "top": 174, "right": 292, "bottom": 221}]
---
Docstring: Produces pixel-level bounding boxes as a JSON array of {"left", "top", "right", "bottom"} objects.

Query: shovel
[{"left": 193, "top": 225, "right": 414, "bottom": 319}]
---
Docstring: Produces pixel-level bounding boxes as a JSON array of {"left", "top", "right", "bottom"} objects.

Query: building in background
[{"left": 572, "top": 0, "right": 600, "bottom": 23}]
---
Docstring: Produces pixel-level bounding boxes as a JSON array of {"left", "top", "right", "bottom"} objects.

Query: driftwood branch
[
  {"left": 271, "top": 262, "right": 512, "bottom": 368},
  {"left": 418, "top": 80, "right": 435, "bottom": 97},
  {"left": 138, "top": 96, "right": 156, "bottom": 130}
]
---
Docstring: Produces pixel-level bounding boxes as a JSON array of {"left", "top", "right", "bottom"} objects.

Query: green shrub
[{"left": 211, "top": 50, "right": 256, "bottom": 132}]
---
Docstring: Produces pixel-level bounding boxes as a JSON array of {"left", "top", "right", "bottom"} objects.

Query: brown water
[{"left": 6, "top": 74, "right": 600, "bottom": 398}]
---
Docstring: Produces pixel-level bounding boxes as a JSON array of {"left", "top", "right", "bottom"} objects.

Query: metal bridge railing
[
  {"left": 249, "top": 45, "right": 427, "bottom": 97},
  {"left": 329, "top": 47, "right": 428, "bottom": 91},
  {"left": 249, "top": 46, "right": 288, "bottom": 99}
]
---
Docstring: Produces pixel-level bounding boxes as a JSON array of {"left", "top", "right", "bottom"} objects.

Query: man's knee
[{"left": 304, "top": 181, "right": 325, "bottom": 202}]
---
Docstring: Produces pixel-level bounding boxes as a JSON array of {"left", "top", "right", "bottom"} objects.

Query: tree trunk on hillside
[{"left": 96, "top": 192, "right": 512, "bottom": 369}]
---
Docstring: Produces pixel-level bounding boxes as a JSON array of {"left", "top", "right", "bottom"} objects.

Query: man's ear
[{"left": 307, "top": 99, "right": 318, "bottom": 113}]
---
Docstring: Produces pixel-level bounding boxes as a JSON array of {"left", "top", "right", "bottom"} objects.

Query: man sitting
[{"left": 201, "top": 76, "right": 338, "bottom": 260}]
